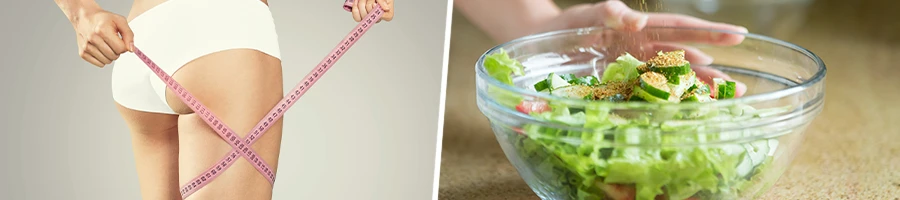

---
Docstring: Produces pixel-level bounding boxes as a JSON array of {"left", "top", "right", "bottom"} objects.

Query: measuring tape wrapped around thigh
[{"left": 132, "top": 1, "right": 385, "bottom": 198}]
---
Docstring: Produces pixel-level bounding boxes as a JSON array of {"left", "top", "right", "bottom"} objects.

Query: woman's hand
[
  {"left": 71, "top": 8, "right": 134, "bottom": 68},
  {"left": 539, "top": 1, "right": 748, "bottom": 96},
  {"left": 351, "top": 0, "right": 393, "bottom": 23},
  {"left": 538, "top": 1, "right": 747, "bottom": 44}
]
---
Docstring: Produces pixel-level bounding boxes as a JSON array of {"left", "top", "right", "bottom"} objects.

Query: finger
[
  {"left": 86, "top": 44, "right": 112, "bottom": 65},
  {"left": 100, "top": 28, "right": 127, "bottom": 55},
  {"left": 365, "top": 0, "right": 375, "bottom": 15},
  {"left": 344, "top": 0, "right": 353, "bottom": 11},
  {"left": 89, "top": 35, "right": 118, "bottom": 62},
  {"left": 357, "top": 0, "right": 369, "bottom": 19},
  {"left": 693, "top": 66, "right": 748, "bottom": 97},
  {"left": 380, "top": 0, "right": 394, "bottom": 22},
  {"left": 376, "top": 0, "right": 390, "bottom": 11},
  {"left": 595, "top": 1, "right": 648, "bottom": 32},
  {"left": 386, "top": 0, "right": 395, "bottom": 21},
  {"left": 383, "top": 12, "right": 394, "bottom": 21},
  {"left": 378, "top": 10, "right": 393, "bottom": 22},
  {"left": 645, "top": 13, "right": 748, "bottom": 45},
  {"left": 113, "top": 16, "right": 135, "bottom": 52},
  {"left": 80, "top": 50, "right": 104, "bottom": 67},
  {"left": 96, "top": 39, "right": 120, "bottom": 61},
  {"left": 351, "top": 0, "right": 363, "bottom": 22}
]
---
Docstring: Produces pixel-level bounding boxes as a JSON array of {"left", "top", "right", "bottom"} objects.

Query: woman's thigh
[
  {"left": 166, "top": 49, "right": 285, "bottom": 200},
  {"left": 114, "top": 104, "right": 181, "bottom": 200}
]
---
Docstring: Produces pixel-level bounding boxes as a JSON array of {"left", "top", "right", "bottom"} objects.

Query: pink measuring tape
[{"left": 131, "top": 1, "right": 384, "bottom": 198}]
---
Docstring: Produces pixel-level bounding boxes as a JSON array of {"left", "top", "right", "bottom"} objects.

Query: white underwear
[{"left": 111, "top": 0, "right": 281, "bottom": 114}]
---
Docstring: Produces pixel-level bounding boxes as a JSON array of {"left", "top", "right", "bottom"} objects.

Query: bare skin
[
  {"left": 115, "top": 105, "right": 181, "bottom": 199},
  {"left": 114, "top": 49, "right": 284, "bottom": 200},
  {"left": 167, "top": 49, "right": 285, "bottom": 200},
  {"left": 53, "top": 0, "right": 393, "bottom": 199}
]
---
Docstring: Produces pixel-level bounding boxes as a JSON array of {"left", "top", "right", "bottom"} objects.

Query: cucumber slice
[
  {"left": 551, "top": 85, "right": 593, "bottom": 99},
  {"left": 533, "top": 79, "right": 551, "bottom": 91},
  {"left": 648, "top": 50, "right": 692, "bottom": 77},
  {"left": 693, "top": 81, "right": 712, "bottom": 96},
  {"left": 681, "top": 91, "right": 713, "bottom": 102},
  {"left": 682, "top": 93, "right": 700, "bottom": 102},
  {"left": 652, "top": 64, "right": 692, "bottom": 77},
  {"left": 533, "top": 73, "right": 570, "bottom": 92},
  {"left": 668, "top": 72, "right": 697, "bottom": 98},
  {"left": 686, "top": 84, "right": 698, "bottom": 93},
  {"left": 631, "top": 87, "right": 665, "bottom": 103},
  {"left": 628, "top": 94, "right": 646, "bottom": 101},
  {"left": 636, "top": 64, "right": 650, "bottom": 74},
  {"left": 681, "top": 80, "right": 711, "bottom": 102},
  {"left": 632, "top": 87, "right": 679, "bottom": 103},
  {"left": 662, "top": 69, "right": 692, "bottom": 85},
  {"left": 549, "top": 73, "right": 571, "bottom": 89},
  {"left": 713, "top": 78, "right": 737, "bottom": 99},
  {"left": 682, "top": 79, "right": 703, "bottom": 99},
  {"left": 638, "top": 72, "right": 672, "bottom": 99}
]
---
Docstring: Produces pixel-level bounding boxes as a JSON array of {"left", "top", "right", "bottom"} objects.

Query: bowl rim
[{"left": 475, "top": 26, "right": 827, "bottom": 108}]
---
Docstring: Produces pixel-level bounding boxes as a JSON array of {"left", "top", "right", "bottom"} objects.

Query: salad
[{"left": 483, "top": 50, "right": 790, "bottom": 200}]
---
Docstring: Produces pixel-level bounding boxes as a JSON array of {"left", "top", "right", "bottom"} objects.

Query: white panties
[{"left": 111, "top": 0, "right": 281, "bottom": 114}]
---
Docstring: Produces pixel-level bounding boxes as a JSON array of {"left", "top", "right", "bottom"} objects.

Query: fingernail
[
  {"left": 622, "top": 12, "right": 648, "bottom": 31},
  {"left": 734, "top": 81, "right": 748, "bottom": 96},
  {"left": 712, "top": 26, "right": 748, "bottom": 43},
  {"left": 604, "top": 17, "right": 623, "bottom": 29}
]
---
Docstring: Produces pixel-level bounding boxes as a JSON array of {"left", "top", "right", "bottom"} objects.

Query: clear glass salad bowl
[{"left": 474, "top": 27, "right": 826, "bottom": 200}]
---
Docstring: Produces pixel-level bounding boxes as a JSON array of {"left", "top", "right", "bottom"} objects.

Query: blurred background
[{"left": 439, "top": 0, "right": 899, "bottom": 199}]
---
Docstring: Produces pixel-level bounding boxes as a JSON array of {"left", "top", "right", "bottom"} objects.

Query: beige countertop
[{"left": 438, "top": 0, "right": 900, "bottom": 199}]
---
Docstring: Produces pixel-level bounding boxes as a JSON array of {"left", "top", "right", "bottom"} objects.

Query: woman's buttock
[
  {"left": 110, "top": 0, "right": 281, "bottom": 115},
  {"left": 126, "top": 0, "right": 168, "bottom": 21}
]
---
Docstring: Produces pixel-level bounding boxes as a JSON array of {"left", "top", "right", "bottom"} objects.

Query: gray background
[{"left": 0, "top": 0, "right": 447, "bottom": 199}]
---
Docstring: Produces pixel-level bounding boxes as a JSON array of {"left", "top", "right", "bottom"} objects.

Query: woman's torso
[{"left": 126, "top": 0, "right": 269, "bottom": 22}]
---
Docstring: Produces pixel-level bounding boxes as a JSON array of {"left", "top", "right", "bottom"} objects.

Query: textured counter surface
[{"left": 438, "top": 0, "right": 900, "bottom": 199}]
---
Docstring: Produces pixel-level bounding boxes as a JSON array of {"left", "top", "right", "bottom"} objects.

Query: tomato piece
[
  {"left": 597, "top": 183, "right": 636, "bottom": 200},
  {"left": 511, "top": 127, "right": 525, "bottom": 135},
  {"left": 515, "top": 100, "right": 551, "bottom": 114},
  {"left": 511, "top": 100, "right": 550, "bottom": 136}
]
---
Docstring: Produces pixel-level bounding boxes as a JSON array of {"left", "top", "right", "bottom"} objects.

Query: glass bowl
[{"left": 474, "top": 27, "right": 825, "bottom": 200}]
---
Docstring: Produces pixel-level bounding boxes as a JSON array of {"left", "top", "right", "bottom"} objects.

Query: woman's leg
[
  {"left": 115, "top": 104, "right": 182, "bottom": 200},
  {"left": 166, "top": 49, "right": 285, "bottom": 200}
]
